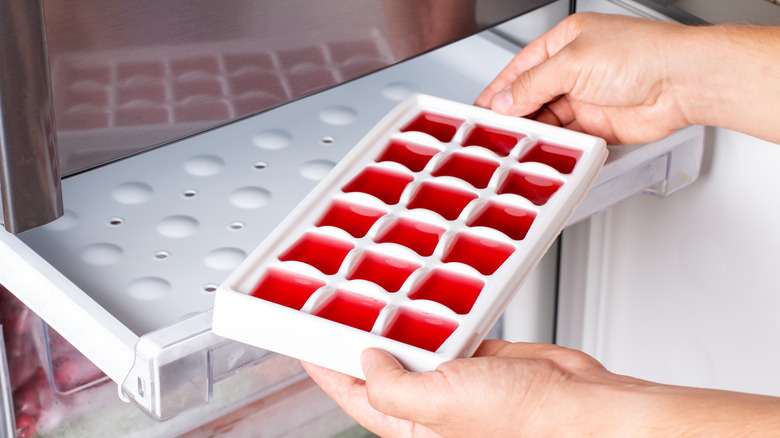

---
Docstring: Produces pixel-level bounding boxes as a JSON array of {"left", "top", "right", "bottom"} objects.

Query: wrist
[
  {"left": 595, "top": 378, "right": 780, "bottom": 437},
  {"left": 664, "top": 24, "right": 725, "bottom": 129},
  {"left": 671, "top": 24, "right": 780, "bottom": 142}
]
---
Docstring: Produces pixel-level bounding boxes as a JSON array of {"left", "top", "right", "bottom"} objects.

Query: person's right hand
[
  {"left": 475, "top": 12, "right": 780, "bottom": 145},
  {"left": 303, "top": 340, "right": 780, "bottom": 437}
]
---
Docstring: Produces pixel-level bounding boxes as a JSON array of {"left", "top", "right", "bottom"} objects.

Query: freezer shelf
[{"left": 0, "top": 29, "right": 704, "bottom": 421}]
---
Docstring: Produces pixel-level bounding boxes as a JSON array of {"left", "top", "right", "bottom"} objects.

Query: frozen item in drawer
[{"left": 213, "top": 93, "right": 607, "bottom": 379}]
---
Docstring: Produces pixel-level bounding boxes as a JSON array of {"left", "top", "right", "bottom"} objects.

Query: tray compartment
[{"left": 213, "top": 94, "right": 608, "bottom": 378}]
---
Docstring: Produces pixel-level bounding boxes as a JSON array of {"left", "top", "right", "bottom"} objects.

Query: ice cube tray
[{"left": 212, "top": 94, "right": 607, "bottom": 378}]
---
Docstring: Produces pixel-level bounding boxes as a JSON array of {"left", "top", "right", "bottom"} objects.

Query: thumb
[
  {"left": 492, "top": 52, "right": 578, "bottom": 117},
  {"left": 361, "top": 348, "right": 442, "bottom": 423}
]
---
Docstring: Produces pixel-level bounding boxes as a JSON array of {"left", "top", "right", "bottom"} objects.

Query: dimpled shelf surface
[{"left": 212, "top": 94, "right": 607, "bottom": 378}]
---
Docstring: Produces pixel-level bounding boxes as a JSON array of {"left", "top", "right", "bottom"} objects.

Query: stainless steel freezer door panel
[{"left": 0, "top": 0, "right": 62, "bottom": 233}]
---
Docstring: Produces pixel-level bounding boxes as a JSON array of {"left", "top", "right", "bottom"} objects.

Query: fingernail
[
  {"left": 360, "top": 350, "right": 374, "bottom": 376},
  {"left": 492, "top": 87, "right": 514, "bottom": 113}
]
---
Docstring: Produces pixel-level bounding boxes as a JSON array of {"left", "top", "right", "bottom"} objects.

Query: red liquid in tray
[
  {"left": 407, "top": 182, "right": 478, "bottom": 221},
  {"left": 316, "top": 200, "right": 386, "bottom": 238},
  {"left": 498, "top": 169, "right": 563, "bottom": 206},
  {"left": 383, "top": 308, "right": 458, "bottom": 352},
  {"left": 278, "top": 232, "right": 354, "bottom": 275},
  {"left": 375, "top": 218, "right": 445, "bottom": 257},
  {"left": 442, "top": 232, "right": 515, "bottom": 275},
  {"left": 400, "top": 112, "right": 463, "bottom": 143},
  {"left": 314, "top": 290, "right": 385, "bottom": 332},
  {"left": 431, "top": 152, "right": 500, "bottom": 189},
  {"left": 467, "top": 201, "right": 536, "bottom": 241},
  {"left": 519, "top": 142, "right": 582, "bottom": 174},
  {"left": 409, "top": 269, "right": 484, "bottom": 314},
  {"left": 347, "top": 251, "right": 421, "bottom": 293},
  {"left": 250, "top": 268, "right": 325, "bottom": 310},
  {"left": 462, "top": 124, "right": 525, "bottom": 157},
  {"left": 376, "top": 140, "right": 440, "bottom": 172},
  {"left": 342, "top": 167, "right": 414, "bottom": 205}
]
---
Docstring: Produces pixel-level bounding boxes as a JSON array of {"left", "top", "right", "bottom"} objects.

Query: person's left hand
[{"left": 301, "top": 340, "right": 642, "bottom": 437}]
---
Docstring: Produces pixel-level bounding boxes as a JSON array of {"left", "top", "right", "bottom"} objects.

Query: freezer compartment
[
  {"left": 3, "top": 286, "right": 361, "bottom": 437},
  {"left": 1, "top": 29, "right": 704, "bottom": 421}
]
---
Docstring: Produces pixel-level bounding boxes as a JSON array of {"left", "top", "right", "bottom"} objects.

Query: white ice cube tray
[{"left": 212, "top": 93, "right": 607, "bottom": 378}]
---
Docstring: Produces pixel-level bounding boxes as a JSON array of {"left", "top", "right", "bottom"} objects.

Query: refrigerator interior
[
  {"left": 1, "top": 3, "right": 575, "bottom": 435},
  {"left": 559, "top": 0, "right": 780, "bottom": 397},
  {"left": 0, "top": 0, "right": 721, "bottom": 435},
  {"left": 1, "top": 32, "right": 516, "bottom": 438},
  {"left": 559, "top": 128, "right": 780, "bottom": 397}
]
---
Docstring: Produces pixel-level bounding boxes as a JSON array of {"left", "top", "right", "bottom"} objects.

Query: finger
[
  {"left": 474, "top": 43, "right": 551, "bottom": 108},
  {"left": 472, "top": 340, "right": 564, "bottom": 359},
  {"left": 361, "top": 348, "right": 445, "bottom": 423},
  {"left": 301, "top": 361, "right": 379, "bottom": 424},
  {"left": 472, "top": 339, "right": 511, "bottom": 357},
  {"left": 480, "top": 342, "right": 607, "bottom": 374},
  {"left": 491, "top": 48, "right": 582, "bottom": 118},
  {"left": 475, "top": 15, "right": 582, "bottom": 108},
  {"left": 301, "top": 360, "right": 367, "bottom": 411},
  {"left": 533, "top": 105, "right": 564, "bottom": 127},
  {"left": 302, "top": 360, "right": 425, "bottom": 436},
  {"left": 543, "top": 96, "right": 576, "bottom": 127}
]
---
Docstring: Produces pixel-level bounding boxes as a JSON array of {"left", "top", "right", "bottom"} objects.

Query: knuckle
[{"left": 546, "top": 347, "right": 605, "bottom": 373}]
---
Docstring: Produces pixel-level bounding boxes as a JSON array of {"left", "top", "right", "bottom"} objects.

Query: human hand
[
  {"left": 475, "top": 13, "right": 696, "bottom": 145},
  {"left": 475, "top": 13, "right": 780, "bottom": 145},
  {"left": 303, "top": 340, "right": 645, "bottom": 437},
  {"left": 303, "top": 339, "right": 780, "bottom": 437}
]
